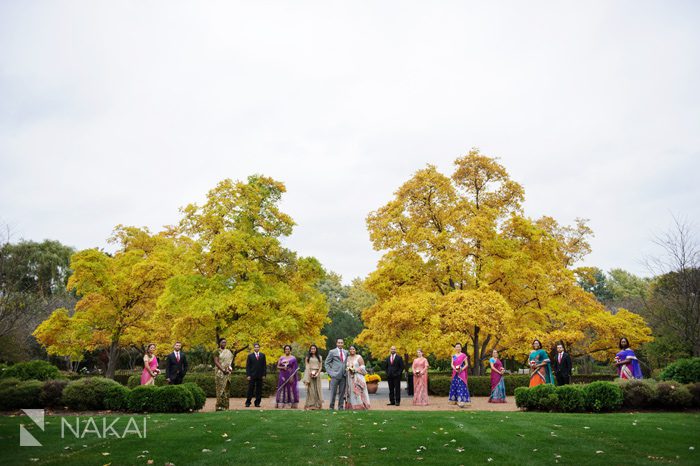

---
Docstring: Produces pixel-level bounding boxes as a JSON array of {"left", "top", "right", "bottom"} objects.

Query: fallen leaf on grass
[
  {"left": 380, "top": 447, "right": 388, "bottom": 451},
  {"left": 583, "top": 427, "right": 590, "bottom": 430},
  {"left": 456, "top": 447, "right": 464, "bottom": 453},
  {"left": 516, "top": 434, "right": 525, "bottom": 437},
  {"left": 339, "top": 456, "right": 349, "bottom": 459},
  {"left": 147, "top": 460, "right": 154, "bottom": 465},
  {"left": 596, "top": 451, "right": 604, "bottom": 454},
  {"left": 690, "top": 446, "right": 695, "bottom": 450},
  {"left": 202, "top": 449, "right": 211, "bottom": 453},
  {"left": 102, "top": 453, "right": 110, "bottom": 456}
]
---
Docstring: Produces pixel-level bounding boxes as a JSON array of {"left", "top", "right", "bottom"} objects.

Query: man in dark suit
[
  {"left": 385, "top": 346, "right": 404, "bottom": 406},
  {"left": 551, "top": 343, "right": 572, "bottom": 385},
  {"left": 245, "top": 342, "right": 267, "bottom": 407},
  {"left": 165, "top": 341, "right": 188, "bottom": 385}
]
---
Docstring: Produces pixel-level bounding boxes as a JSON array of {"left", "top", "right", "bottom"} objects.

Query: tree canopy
[{"left": 356, "top": 150, "right": 652, "bottom": 373}]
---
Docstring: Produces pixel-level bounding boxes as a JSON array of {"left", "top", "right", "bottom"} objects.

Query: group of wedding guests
[{"left": 141, "top": 336, "right": 644, "bottom": 411}]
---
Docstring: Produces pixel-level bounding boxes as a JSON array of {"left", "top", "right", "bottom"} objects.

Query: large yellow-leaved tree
[
  {"left": 155, "top": 176, "right": 328, "bottom": 365},
  {"left": 356, "top": 150, "right": 652, "bottom": 373},
  {"left": 34, "top": 226, "right": 178, "bottom": 378}
]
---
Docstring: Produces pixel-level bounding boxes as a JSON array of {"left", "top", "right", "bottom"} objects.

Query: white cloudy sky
[{"left": 1, "top": 1, "right": 698, "bottom": 282}]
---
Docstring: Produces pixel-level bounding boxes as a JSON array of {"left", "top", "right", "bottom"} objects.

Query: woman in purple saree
[
  {"left": 614, "top": 337, "right": 643, "bottom": 380},
  {"left": 448, "top": 343, "right": 471, "bottom": 407},
  {"left": 276, "top": 345, "right": 299, "bottom": 408}
]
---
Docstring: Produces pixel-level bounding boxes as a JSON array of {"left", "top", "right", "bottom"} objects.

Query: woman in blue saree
[
  {"left": 528, "top": 339, "right": 554, "bottom": 387},
  {"left": 448, "top": 343, "right": 471, "bottom": 407},
  {"left": 614, "top": 337, "right": 643, "bottom": 380}
]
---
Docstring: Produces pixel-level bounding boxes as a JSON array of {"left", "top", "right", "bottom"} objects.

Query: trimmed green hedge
[
  {"left": 517, "top": 380, "right": 697, "bottom": 412},
  {"left": 514, "top": 383, "right": 623, "bottom": 412},
  {"left": 0, "top": 361, "right": 61, "bottom": 381},
  {"left": 62, "top": 377, "right": 123, "bottom": 411},
  {"left": 0, "top": 380, "right": 44, "bottom": 410},
  {"left": 127, "top": 384, "right": 204, "bottom": 413},
  {"left": 126, "top": 373, "right": 274, "bottom": 397},
  {"left": 426, "top": 374, "right": 615, "bottom": 397}
]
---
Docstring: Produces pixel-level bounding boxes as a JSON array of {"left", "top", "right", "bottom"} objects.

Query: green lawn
[{"left": 0, "top": 410, "right": 698, "bottom": 465}]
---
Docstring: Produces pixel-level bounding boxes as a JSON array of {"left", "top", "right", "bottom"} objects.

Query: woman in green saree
[{"left": 528, "top": 339, "right": 554, "bottom": 387}]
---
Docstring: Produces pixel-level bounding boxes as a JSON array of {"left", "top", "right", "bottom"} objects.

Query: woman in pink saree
[
  {"left": 448, "top": 343, "right": 471, "bottom": 407},
  {"left": 412, "top": 348, "right": 429, "bottom": 406},
  {"left": 141, "top": 343, "right": 160, "bottom": 385},
  {"left": 345, "top": 345, "right": 370, "bottom": 410}
]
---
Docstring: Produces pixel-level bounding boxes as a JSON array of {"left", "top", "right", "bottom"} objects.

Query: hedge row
[
  {"left": 515, "top": 380, "right": 700, "bottom": 413},
  {"left": 660, "top": 358, "right": 700, "bottom": 384},
  {"left": 0, "top": 377, "right": 206, "bottom": 413},
  {"left": 0, "top": 360, "right": 61, "bottom": 381},
  {"left": 426, "top": 374, "right": 615, "bottom": 397},
  {"left": 126, "top": 373, "right": 275, "bottom": 397}
]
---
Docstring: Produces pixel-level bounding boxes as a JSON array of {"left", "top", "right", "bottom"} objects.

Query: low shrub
[
  {"left": 654, "top": 381, "right": 693, "bottom": 409},
  {"left": 428, "top": 375, "right": 530, "bottom": 397},
  {"left": 0, "top": 380, "right": 44, "bottom": 410},
  {"left": 660, "top": 358, "right": 700, "bottom": 384},
  {"left": 128, "top": 386, "right": 159, "bottom": 412},
  {"left": 619, "top": 379, "right": 657, "bottom": 409},
  {"left": 62, "top": 377, "right": 123, "bottom": 411},
  {"left": 182, "top": 383, "right": 206, "bottom": 410},
  {"left": 583, "top": 381, "right": 624, "bottom": 412},
  {"left": 528, "top": 384, "right": 559, "bottom": 411},
  {"left": 40, "top": 379, "right": 70, "bottom": 408},
  {"left": 555, "top": 384, "right": 585, "bottom": 412},
  {"left": 428, "top": 376, "right": 452, "bottom": 396},
  {"left": 154, "top": 385, "right": 195, "bottom": 412},
  {"left": 514, "top": 386, "right": 530, "bottom": 409},
  {"left": 687, "top": 382, "right": 700, "bottom": 408},
  {"left": 0, "top": 377, "right": 22, "bottom": 390},
  {"left": 1, "top": 360, "right": 61, "bottom": 381},
  {"left": 104, "top": 384, "right": 131, "bottom": 411}
]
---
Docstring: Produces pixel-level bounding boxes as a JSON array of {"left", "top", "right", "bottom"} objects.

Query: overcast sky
[{"left": 1, "top": 1, "right": 698, "bottom": 283}]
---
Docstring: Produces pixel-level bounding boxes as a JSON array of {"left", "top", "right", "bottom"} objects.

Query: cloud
[{"left": 1, "top": 1, "right": 698, "bottom": 281}]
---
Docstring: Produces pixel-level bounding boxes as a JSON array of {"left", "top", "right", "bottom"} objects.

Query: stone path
[{"left": 203, "top": 380, "right": 519, "bottom": 412}]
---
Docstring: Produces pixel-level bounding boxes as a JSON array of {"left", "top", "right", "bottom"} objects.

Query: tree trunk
[
  {"left": 105, "top": 339, "right": 120, "bottom": 379},
  {"left": 472, "top": 325, "right": 482, "bottom": 375}
]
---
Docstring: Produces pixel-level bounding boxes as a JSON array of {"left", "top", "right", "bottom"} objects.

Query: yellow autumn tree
[
  {"left": 357, "top": 149, "right": 652, "bottom": 373},
  {"left": 34, "top": 226, "right": 178, "bottom": 378},
  {"left": 155, "top": 176, "right": 328, "bottom": 365}
]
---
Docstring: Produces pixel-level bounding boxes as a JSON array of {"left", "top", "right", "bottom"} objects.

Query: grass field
[{"left": 0, "top": 410, "right": 698, "bottom": 465}]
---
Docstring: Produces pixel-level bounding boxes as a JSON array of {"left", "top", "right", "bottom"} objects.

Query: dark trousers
[
  {"left": 555, "top": 373, "right": 570, "bottom": 386},
  {"left": 246, "top": 377, "right": 263, "bottom": 406},
  {"left": 388, "top": 375, "right": 402, "bottom": 404}
]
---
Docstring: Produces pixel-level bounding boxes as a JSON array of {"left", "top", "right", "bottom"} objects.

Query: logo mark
[{"left": 20, "top": 409, "right": 44, "bottom": 447}]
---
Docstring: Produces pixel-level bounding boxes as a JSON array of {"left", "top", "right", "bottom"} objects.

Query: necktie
[
  {"left": 391, "top": 355, "right": 394, "bottom": 364},
  {"left": 255, "top": 353, "right": 259, "bottom": 360},
  {"left": 558, "top": 353, "right": 562, "bottom": 363},
  {"left": 176, "top": 352, "right": 180, "bottom": 363},
  {"left": 340, "top": 350, "right": 344, "bottom": 362}
]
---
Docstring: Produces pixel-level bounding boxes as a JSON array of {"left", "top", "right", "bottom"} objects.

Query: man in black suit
[
  {"left": 551, "top": 342, "right": 572, "bottom": 385},
  {"left": 385, "top": 346, "right": 404, "bottom": 406},
  {"left": 245, "top": 342, "right": 267, "bottom": 407},
  {"left": 165, "top": 341, "right": 188, "bottom": 385}
]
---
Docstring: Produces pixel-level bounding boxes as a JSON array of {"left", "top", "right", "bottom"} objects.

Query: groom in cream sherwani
[{"left": 324, "top": 338, "right": 348, "bottom": 410}]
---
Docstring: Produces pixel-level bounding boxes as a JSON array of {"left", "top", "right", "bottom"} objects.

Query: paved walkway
[{"left": 204, "top": 380, "right": 518, "bottom": 412}]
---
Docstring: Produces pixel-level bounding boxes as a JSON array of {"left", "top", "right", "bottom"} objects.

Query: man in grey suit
[{"left": 324, "top": 338, "right": 348, "bottom": 410}]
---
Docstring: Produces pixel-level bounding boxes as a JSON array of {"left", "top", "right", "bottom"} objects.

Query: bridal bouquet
[
  {"left": 310, "top": 370, "right": 318, "bottom": 378},
  {"left": 529, "top": 360, "right": 538, "bottom": 370}
]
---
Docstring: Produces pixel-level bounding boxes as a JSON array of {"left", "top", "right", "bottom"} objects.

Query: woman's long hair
[{"left": 306, "top": 344, "right": 321, "bottom": 362}]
